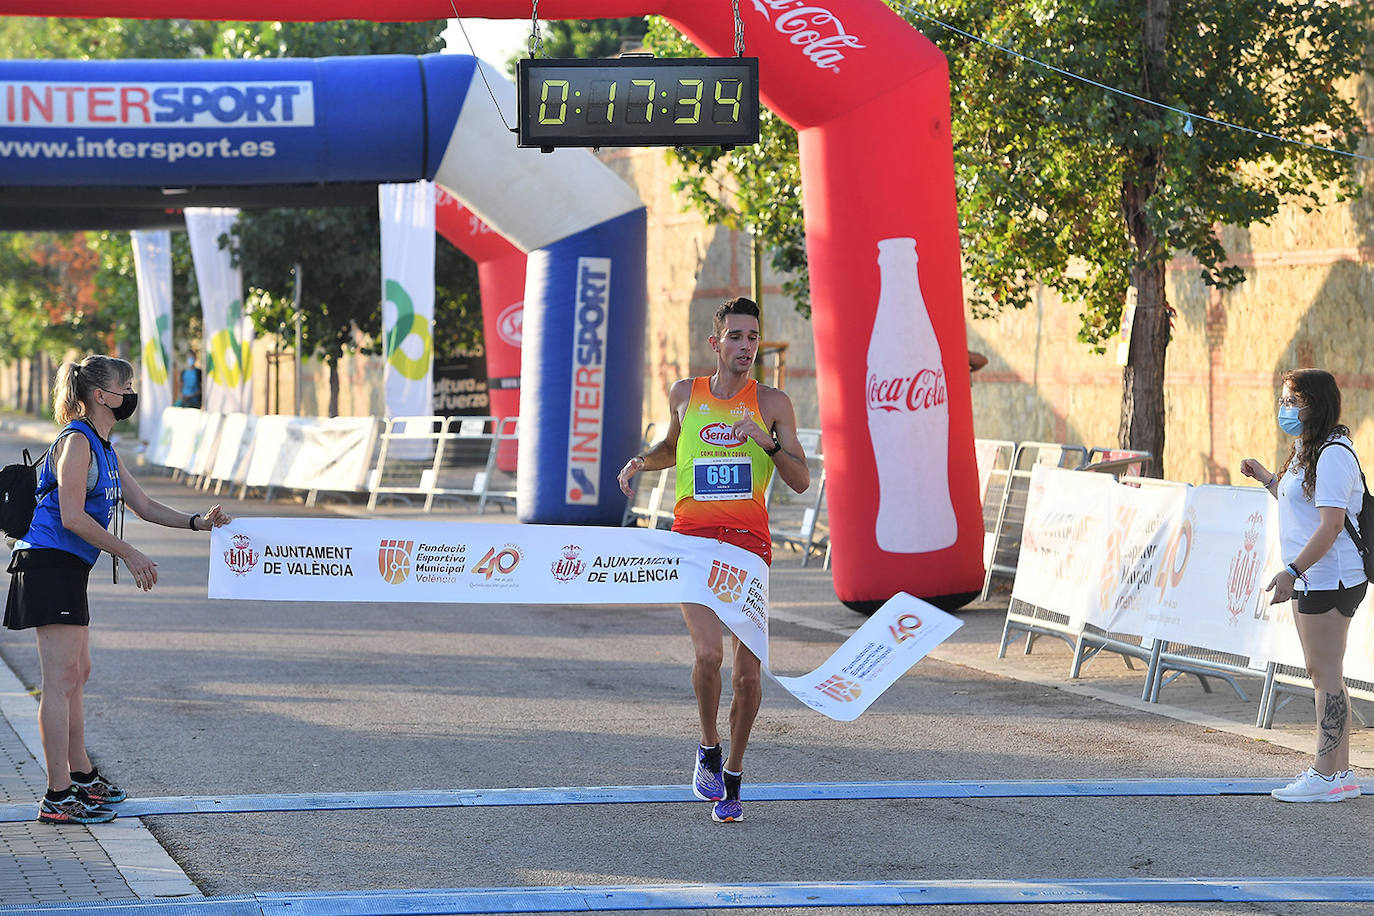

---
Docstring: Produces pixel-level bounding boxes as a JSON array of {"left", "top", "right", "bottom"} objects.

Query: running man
[{"left": 618, "top": 297, "right": 810, "bottom": 822}]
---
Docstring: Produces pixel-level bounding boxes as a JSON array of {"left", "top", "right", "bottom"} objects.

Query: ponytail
[{"left": 53, "top": 355, "right": 133, "bottom": 425}]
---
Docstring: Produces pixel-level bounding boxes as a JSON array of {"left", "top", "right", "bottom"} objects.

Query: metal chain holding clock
[
  {"left": 528, "top": 0, "right": 544, "bottom": 58},
  {"left": 733, "top": 0, "right": 745, "bottom": 56}
]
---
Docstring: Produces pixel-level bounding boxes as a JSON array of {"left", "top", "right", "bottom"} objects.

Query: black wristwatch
[{"left": 763, "top": 437, "right": 782, "bottom": 457}]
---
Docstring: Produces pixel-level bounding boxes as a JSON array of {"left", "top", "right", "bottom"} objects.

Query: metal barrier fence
[
  {"left": 366, "top": 415, "right": 518, "bottom": 513},
  {"left": 1258, "top": 663, "right": 1374, "bottom": 729},
  {"left": 975, "top": 439, "right": 1016, "bottom": 598},
  {"left": 982, "top": 441, "right": 1090, "bottom": 602}
]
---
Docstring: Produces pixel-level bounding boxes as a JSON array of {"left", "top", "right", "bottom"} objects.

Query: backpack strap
[
  {"left": 1316, "top": 440, "right": 1369, "bottom": 557},
  {"left": 36, "top": 425, "right": 102, "bottom": 506}
]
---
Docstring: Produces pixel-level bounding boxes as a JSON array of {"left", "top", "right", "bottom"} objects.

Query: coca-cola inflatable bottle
[{"left": 866, "top": 237, "right": 957, "bottom": 552}]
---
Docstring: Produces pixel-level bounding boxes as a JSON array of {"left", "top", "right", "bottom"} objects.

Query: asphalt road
[{"left": 0, "top": 425, "right": 1369, "bottom": 915}]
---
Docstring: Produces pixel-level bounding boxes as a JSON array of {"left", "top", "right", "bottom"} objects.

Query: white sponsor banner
[
  {"left": 774, "top": 593, "right": 962, "bottom": 721},
  {"left": 131, "top": 229, "right": 173, "bottom": 446},
  {"left": 1152, "top": 486, "right": 1273, "bottom": 658},
  {"left": 1094, "top": 481, "right": 1187, "bottom": 636},
  {"left": 380, "top": 181, "right": 436, "bottom": 433},
  {"left": 567, "top": 256, "right": 610, "bottom": 505},
  {"left": 185, "top": 207, "right": 252, "bottom": 414},
  {"left": 1012, "top": 466, "right": 1116, "bottom": 627},
  {"left": 1, "top": 80, "right": 315, "bottom": 128},
  {"left": 1012, "top": 468, "right": 1374, "bottom": 681},
  {"left": 210, "top": 518, "right": 959, "bottom": 719}
]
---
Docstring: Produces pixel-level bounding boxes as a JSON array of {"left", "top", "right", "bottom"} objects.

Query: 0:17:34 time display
[{"left": 537, "top": 78, "right": 746, "bottom": 126}]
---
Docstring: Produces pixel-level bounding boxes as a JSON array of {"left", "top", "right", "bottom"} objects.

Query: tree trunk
[
  {"left": 1119, "top": 254, "right": 1169, "bottom": 475},
  {"left": 328, "top": 353, "right": 340, "bottom": 418},
  {"left": 1119, "top": 0, "right": 1171, "bottom": 478}
]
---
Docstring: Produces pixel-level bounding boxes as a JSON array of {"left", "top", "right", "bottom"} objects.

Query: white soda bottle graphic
[{"left": 866, "top": 237, "right": 957, "bottom": 552}]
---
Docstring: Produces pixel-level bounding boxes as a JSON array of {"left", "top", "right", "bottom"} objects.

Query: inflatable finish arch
[
  {"left": 2, "top": 0, "right": 985, "bottom": 608},
  {"left": 0, "top": 52, "right": 647, "bottom": 527},
  {"left": 435, "top": 188, "right": 525, "bottom": 473}
]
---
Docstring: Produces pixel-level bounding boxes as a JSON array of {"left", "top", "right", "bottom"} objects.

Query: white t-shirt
[{"left": 1277, "top": 434, "right": 1367, "bottom": 590}]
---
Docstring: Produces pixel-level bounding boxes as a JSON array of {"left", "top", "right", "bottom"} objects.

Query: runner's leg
[
  {"left": 724, "top": 635, "right": 762, "bottom": 773},
  {"left": 681, "top": 603, "right": 725, "bottom": 746}
]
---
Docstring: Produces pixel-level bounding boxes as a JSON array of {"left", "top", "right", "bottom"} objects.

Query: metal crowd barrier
[
  {"left": 975, "top": 439, "right": 1016, "bottom": 600},
  {"left": 367, "top": 415, "right": 518, "bottom": 513},
  {"left": 988, "top": 442, "right": 1091, "bottom": 637},
  {"left": 1258, "top": 664, "right": 1374, "bottom": 730}
]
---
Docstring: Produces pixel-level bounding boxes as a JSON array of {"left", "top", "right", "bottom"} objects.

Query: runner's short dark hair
[{"left": 713, "top": 297, "right": 760, "bottom": 337}]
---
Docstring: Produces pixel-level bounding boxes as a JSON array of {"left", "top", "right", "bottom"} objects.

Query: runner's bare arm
[
  {"left": 759, "top": 387, "right": 810, "bottom": 494},
  {"left": 618, "top": 378, "right": 690, "bottom": 497}
]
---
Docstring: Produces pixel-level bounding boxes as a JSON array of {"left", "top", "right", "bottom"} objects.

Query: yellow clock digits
[
  {"left": 384, "top": 279, "right": 433, "bottom": 382},
  {"left": 675, "top": 79, "right": 703, "bottom": 124}
]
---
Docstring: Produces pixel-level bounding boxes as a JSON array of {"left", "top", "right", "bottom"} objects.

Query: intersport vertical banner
[
  {"left": 380, "top": 181, "right": 436, "bottom": 422},
  {"left": 131, "top": 229, "right": 173, "bottom": 446},
  {"left": 185, "top": 207, "right": 252, "bottom": 414}
]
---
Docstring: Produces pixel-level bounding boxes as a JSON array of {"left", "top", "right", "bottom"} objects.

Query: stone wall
[{"left": 967, "top": 179, "right": 1374, "bottom": 485}]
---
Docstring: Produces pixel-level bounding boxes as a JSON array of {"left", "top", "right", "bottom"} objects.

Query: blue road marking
[
  {"left": 2, "top": 878, "right": 1374, "bottom": 913},
  {"left": 0, "top": 778, "right": 1364, "bottom": 824}
]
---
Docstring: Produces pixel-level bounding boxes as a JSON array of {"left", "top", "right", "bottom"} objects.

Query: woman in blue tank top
[{"left": 4, "top": 355, "right": 232, "bottom": 825}]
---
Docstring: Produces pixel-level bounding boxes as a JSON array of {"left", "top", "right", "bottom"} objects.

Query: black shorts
[
  {"left": 1297, "top": 580, "right": 1367, "bottom": 618},
  {"left": 4, "top": 549, "right": 93, "bottom": 630}
]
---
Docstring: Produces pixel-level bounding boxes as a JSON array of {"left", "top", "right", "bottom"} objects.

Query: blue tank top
[{"left": 17, "top": 419, "right": 121, "bottom": 566}]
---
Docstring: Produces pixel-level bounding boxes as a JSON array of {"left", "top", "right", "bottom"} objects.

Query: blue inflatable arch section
[{"left": 0, "top": 53, "right": 647, "bottom": 525}]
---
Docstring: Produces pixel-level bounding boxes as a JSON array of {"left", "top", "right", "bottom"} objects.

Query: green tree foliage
[
  {"left": 647, "top": 3, "right": 1370, "bottom": 473},
  {"left": 508, "top": 17, "right": 648, "bottom": 72},
  {"left": 229, "top": 206, "right": 480, "bottom": 416},
  {"left": 643, "top": 18, "right": 809, "bottom": 317}
]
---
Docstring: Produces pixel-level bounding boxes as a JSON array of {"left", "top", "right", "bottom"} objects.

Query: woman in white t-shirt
[{"left": 1241, "top": 368, "right": 1365, "bottom": 803}]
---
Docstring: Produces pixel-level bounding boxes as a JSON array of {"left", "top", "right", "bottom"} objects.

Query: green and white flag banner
[
  {"left": 210, "top": 518, "right": 961, "bottom": 721},
  {"left": 131, "top": 229, "right": 173, "bottom": 446},
  {"left": 380, "top": 181, "right": 436, "bottom": 422},
  {"left": 185, "top": 207, "right": 253, "bottom": 415}
]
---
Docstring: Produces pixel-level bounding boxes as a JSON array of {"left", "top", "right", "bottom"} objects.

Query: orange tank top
[{"left": 673, "top": 377, "right": 773, "bottom": 538}]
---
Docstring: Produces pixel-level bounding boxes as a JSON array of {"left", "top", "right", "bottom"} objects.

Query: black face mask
[{"left": 108, "top": 391, "right": 138, "bottom": 422}]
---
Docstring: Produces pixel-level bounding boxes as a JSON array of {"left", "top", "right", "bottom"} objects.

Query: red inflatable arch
[
  {"left": 8, "top": 0, "right": 984, "bottom": 608},
  {"left": 434, "top": 186, "right": 525, "bottom": 473}
]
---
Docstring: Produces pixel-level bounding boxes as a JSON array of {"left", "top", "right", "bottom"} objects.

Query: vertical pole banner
[
  {"left": 380, "top": 181, "right": 436, "bottom": 460},
  {"left": 380, "top": 181, "right": 436, "bottom": 416},
  {"left": 130, "top": 229, "right": 173, "bottom": 446},
  {"left": 185, "top": 207, "right": 252, "bottom": 414}
]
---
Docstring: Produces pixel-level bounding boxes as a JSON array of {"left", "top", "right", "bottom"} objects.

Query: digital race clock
[{"left": 517, "top": 57, "right": 760, "bottom": 150}]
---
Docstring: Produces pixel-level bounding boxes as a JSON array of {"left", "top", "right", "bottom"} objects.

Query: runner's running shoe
[
  {"left": 72, "top": 770, "right": 126, "bottom": 804},
  {"left": 693, "top": 744, "right": 725, "bottom": 801},
  {"left": 712, "top": 771, "right": 743, "bottom": 823},
  {"left": 1337, "top": 769, "right": 1361, "bottom": 800},
  {"left": 1270, "top": 767, "right": 1347, "bottom": 803},
  {"left": 38, "top": 791, "right": 116, "bottom": 825}
]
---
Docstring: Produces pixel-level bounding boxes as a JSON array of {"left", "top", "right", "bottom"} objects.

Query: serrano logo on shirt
[{"left": 699, "top": 422, "right": 746, "bottom": 447}]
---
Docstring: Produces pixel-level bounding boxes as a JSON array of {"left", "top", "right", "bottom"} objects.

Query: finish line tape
[
  {"left": 1, "top": 778, "right": 1364, "bottom": 823},
  {"left": 3, "top": 877, "right": 1374, "bottom": 913}
]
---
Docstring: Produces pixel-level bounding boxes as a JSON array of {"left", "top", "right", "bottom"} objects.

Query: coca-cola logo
[
  {"left": 751, "top": 0, "right": 867, "bottom": 73},
  {"left": 700, "top": 422, "right": 746, "bottom": 447},
  {"left": 497, "top": 301, "right": 523, "bottom": 348},
  {"left": 866, "top": 368, "right": 946, "bottom": 413}
]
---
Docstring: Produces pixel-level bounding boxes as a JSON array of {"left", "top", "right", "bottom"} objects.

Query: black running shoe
[{"left": 72, "top": 771, "right": 126, "bottom": 804}]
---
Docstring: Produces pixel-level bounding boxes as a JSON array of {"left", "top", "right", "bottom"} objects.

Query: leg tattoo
[{"left": 1317, "top": 689, "right": 1348, "bottom": 759}]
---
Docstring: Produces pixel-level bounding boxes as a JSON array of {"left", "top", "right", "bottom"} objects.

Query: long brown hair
[
  {"left": 1278, "top": 368, "right": 1348, "bottom": 500},
  {"left": 53, "top": 355, "right": 133, "bottom": 425}
]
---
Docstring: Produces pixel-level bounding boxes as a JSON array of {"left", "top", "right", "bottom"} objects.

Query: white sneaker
[
  {"left": 1271, "top": 767, "right": 1347, "bottom": 803},
  {"left": 1337, "top": 769, "right": 1361, "bottom": 800}
]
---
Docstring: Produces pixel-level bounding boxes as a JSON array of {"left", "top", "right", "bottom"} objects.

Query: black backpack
[
  {"left": 0, "top": 449, "right": 44, "bottom": 539},
  {"left": 1317, "top": 440, "right": 1374, "bottom": 580}
]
